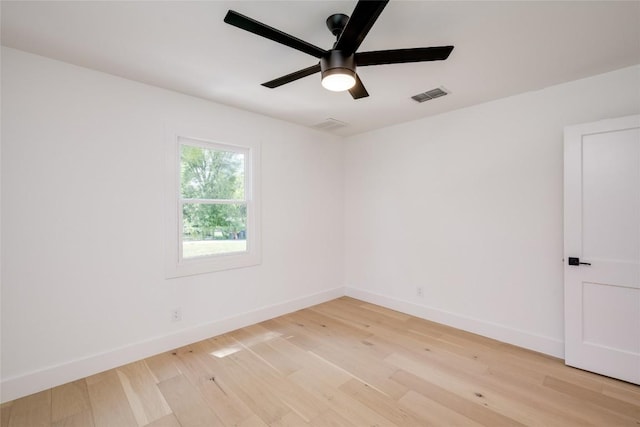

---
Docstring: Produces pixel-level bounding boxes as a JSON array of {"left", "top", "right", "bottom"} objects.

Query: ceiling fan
[{"left": 224, "top": 0, "right": 454, "bottom": 99}]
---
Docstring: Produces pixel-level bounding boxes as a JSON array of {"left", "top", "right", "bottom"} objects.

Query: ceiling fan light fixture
[
  {"left": 321, "top": 69, "right": 356, "bottom": 92},
  {"left": 320, "top": 51, "right": 356, "bottom": 92}
]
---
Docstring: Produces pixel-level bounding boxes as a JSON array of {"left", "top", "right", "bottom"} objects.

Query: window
[
  {"left": 180, "top": 142, "right": 247, "bottom": 259},
  {"left": 165, "top": 130, "right": 260, "bottom": 277}
]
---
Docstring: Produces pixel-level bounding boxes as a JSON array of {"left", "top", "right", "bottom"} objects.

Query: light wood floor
[{"left": 2, "top": 297, "right": 640, "bottom": 426}]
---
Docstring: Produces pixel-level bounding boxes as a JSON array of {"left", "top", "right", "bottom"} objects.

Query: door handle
[{"left": 568, "top": 257, "right": 591, "bottom": 266}]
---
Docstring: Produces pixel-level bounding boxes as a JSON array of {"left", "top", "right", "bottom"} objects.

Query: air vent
[
  {"left": 411, "top": 87, "right": 449, "bottom": 103},
  {"left": 312, "top": 118, "right": 348, "bottom": 130}
]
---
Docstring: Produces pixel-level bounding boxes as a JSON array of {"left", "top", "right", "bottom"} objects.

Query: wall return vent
[{"left": 411, "top": 87, "right": 449, "bottom": 103}]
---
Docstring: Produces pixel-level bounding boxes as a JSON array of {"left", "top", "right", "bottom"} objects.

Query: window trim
[{"left": 165, "top": 127, "right": 261, "bottom": 278}]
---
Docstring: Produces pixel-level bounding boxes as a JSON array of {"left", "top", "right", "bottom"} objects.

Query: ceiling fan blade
[
  {"left": 356, "top": 46, "right": 454, "bottom": 66},
  {"left": 335, "top": 0, "right": 389, "bottom": 54},
  {"left": 261, "top": 64, "right": 321, "bottom": 88},
  {"left": 224, "top": 10, "right": 326, "bottom": 58},
  {"left": 348, "top": 74, "right": 369, "bottom": 99}
]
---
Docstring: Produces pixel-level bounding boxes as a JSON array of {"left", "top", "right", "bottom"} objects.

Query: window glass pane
[
  {"left": 180, "top": 144, "right": 245, "bottom": 200},
  {"left": 182, "top": 203, "right": 247, "bottom": 258}
]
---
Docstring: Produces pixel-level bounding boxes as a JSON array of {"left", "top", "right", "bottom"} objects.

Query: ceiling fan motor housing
[{"left": 320, "top": 50, "right": 356, "bottom": 81}]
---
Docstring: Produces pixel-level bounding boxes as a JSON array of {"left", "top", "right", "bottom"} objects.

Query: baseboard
[
  {"left": 0, "top": 286, "right": 345, "bottom": 403},
  {"left": 345, "top": 287, "right": 564, "bottom": 358}
]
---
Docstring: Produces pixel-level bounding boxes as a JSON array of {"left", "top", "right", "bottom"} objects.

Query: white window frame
[{"left": 165, "top": 127, "right": 261, "bottom": 278}]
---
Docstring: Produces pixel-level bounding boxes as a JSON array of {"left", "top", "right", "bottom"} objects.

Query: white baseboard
[
  {"left": 0, "top": 286, "right": 345, "bottom": 403},
  {"left": 345, "top": 287, "right": 564, "bottom": 358}
]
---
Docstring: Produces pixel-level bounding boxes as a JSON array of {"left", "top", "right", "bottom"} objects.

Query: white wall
[
  {"left": 0, "top": 47, "right": 345, "bottom": 401},
  {"left": 344, "top": 65, "right": 640, "bottom": 357}
]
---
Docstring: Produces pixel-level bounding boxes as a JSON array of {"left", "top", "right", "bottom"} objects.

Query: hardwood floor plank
[
  {"left": 86, "top": 370, "right": 138, "bottom": 427},
  {"left": 235, "top": 337, "right": 302, "bottom": 376},
  {"left": 543, "top": 375, "right": 640, "bottom": 422},
  {"left": 308, "top": 409, "right": 353, "bottom": 427},
  {"left": 7, "top": 390, "right": 50, "bottom": 427},
  {"left": 356, "top": 299, "right": 413, "bottom": 322},
  {"left": 1, "top": 401, "right": 13, "bottom": 427},
  {"left": 387, "top": 351, "right": 565, "bottom": 425},
  {"left": 51, "top": 380, "right": 91, "bottom": 423},
  {"left": 309, "top": 342, "right": 408, "bottom": 399},
  {"left": 228, "top": 323, "right": 284, "bottom": 347},
  {"left": 236, "top": 414, "right": 269, "bottom": 427},
  {"left": 144, "top": 353, "right": 181, "bottom": 384},
  {"left": 312, "top": 297, "right": 410, "bottom": 334},
  {"left": 288, "top": 367, "right": 395, "bottom": 426},
  {"left": 339, "top": 378, "right": 424, "bottom": 425},
  {"left": 259, "top": 317, "right": 320, "bottom": 350},
  {"left": 270, "top": 411, "right": 309, "bottom": 426},
  {"left": 284, "top": 308, "right": 407, "bottom": 398},
  {"left": 51, "top": 410, "right": 94, "bottom": 427},
  {"left": 157, "top": 374, "right": 224, "bottom": 427},
  {"left": 195, "top": 336, "right": 297, "bottom": 424},
  {"left": 289, "top": 354, "right": 353, "bottom": 389},
  {"left": 261, "top": 334, "right": 332, "bottom": 375},
  {"left": 602, "top": 382, "right": 640, "bottom": 406},
  {"left": 171, "top": 342, "right": 256, "bottom": 425},
  {"left": 116, "top": 360, "right": 172, "bottom": 426},
  {"left": 494, "top": 342, "right": 619, "bottom": 393},
  {"left": 392, "top": 369, "right": 524, "bottom": 426},
  {"left": 293, "top": 308, "right": 375, "bottom": 342},
  {"left": 483, "top": 366, "right": 627, "bottom": 425},
  {"left": 142, "top": 413, "right": 181, "bottom": 427},
  {"left": 398, "top": 390, "right": 484, "bottom": 427},
  {"left": 223, "top": 337, "right": 328, "bottom": 422}
]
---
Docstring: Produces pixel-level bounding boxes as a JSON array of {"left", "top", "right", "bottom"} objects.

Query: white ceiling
[{"left": 2, "top": 1, "right": 639, "bottom": 136}]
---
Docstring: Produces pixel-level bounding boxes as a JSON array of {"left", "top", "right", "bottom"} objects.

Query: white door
[{"left": 564, "top": 114, "right": 640, "bottom": 385}]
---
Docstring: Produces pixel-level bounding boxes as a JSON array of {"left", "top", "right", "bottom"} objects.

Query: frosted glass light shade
[{"left": 321, "top": 72, "right": 356, "bottom": 92}]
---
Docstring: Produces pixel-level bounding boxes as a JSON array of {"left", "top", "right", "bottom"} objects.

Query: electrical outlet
[
  {"left": 416, "top": 287, "right": 424, "bottom": 297},
  {"left": 171, "top": 308, "right": 182, "bottom": 322}
]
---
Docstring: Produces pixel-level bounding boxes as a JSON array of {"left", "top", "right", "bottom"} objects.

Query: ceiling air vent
[
  {"left": 312, "top": 118, "right": 348, "bottom": 131},
  {"left": 411, "top": 87, "right": 449, "bottom": 103}
]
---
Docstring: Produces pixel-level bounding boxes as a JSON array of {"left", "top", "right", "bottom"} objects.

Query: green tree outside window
[{"left": 180, "top": 144, "right": 247, "bottom": 258}]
